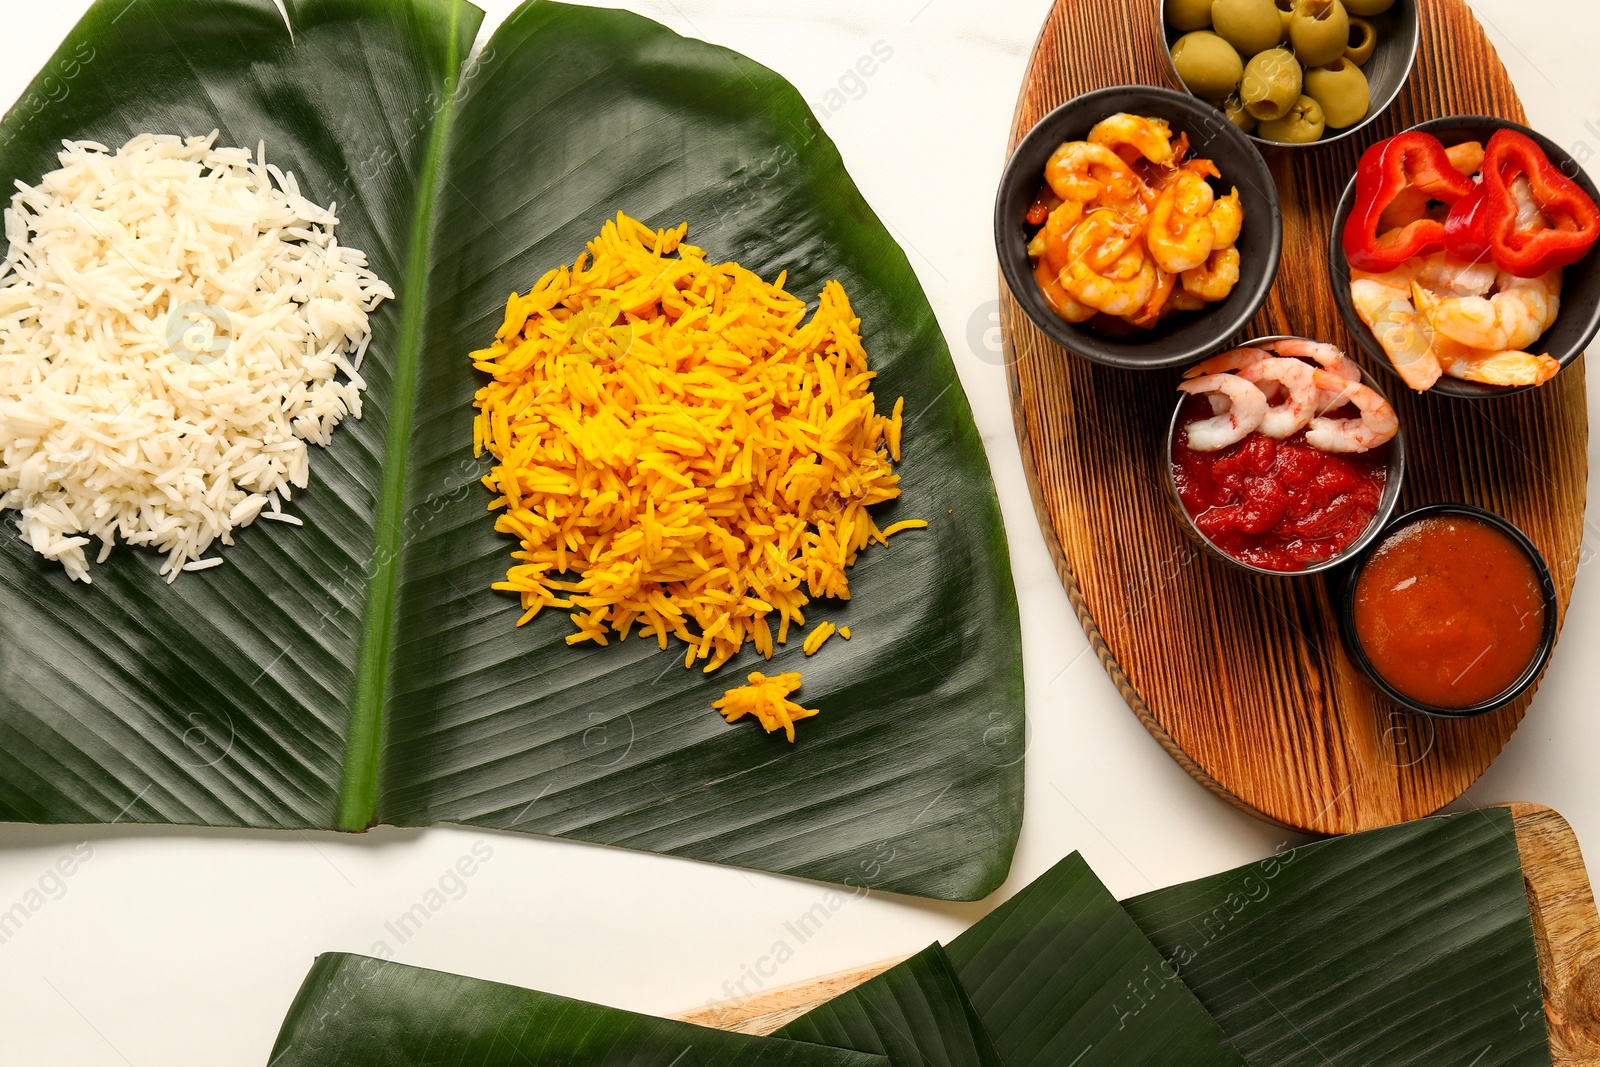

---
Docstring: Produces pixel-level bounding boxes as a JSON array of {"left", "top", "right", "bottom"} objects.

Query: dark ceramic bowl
[
  {"left": 1336, "top": 504, "right": 1557, "bottom": 718},
  {"left": 1330, "top": 116, "right": 1600, "bottom": 400},
  {"left": 1158, "top": 0, "right": 1419, "bottom": 149},
  {"left": 996, "top": 85, "right": 1281, "bottom": 370},
  {"left": 1163, "top": 336, "right": 1406, "bottom": 577}
]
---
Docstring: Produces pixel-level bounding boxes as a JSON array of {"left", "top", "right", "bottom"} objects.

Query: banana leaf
[
  {"left": 944, "top": 853, "right": 1246, "bottom": 1067},
  {"left": 1122, "top": 808, "right": 1551, "bottom": 1067},
  {"left": 269, "top": 953, "right": 888, "bottom": 1066},
  {"left": 0, "top": 0, "right": 1023, "bottom": 900},
  {"left": 775, "top": 944, "right": 1004, "bottom": 1067}
]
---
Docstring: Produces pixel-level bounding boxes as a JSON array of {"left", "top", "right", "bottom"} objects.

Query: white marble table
[{"left": 0, "top": 1, "right": 1593, "bottom": 1063}]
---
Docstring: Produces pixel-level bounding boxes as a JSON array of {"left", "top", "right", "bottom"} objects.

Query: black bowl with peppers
[{"left": 1329, "top": 116, "right": 1600, "bottom": 400}]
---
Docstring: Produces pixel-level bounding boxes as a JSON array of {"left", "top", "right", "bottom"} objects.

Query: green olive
[
  {"left": 1290, "top": 0, "right": 1351, "bottom": 67},
  {"left": 1166, "top": 0, "right": 1216, "bottom": 32},
  {"left": 1341, "top": 0, "right": 1394, "bottom": 13},
  {"left": 1171, "top": 31, "right": 1245, "bottom": 100},
  {"left": 1259, "top": 94, "right": 1328, "bottom": 142},
  {"left": 1241, "top": 48, "right": 1303, "bottom": 121},
  {"left": 1222, "top": 93, "right": 1259, "bottom": 133},
  {"left": 1345, "top": 17, "right": 1377, "bottom": 65},
  {"left": 1212, "top": 0, "right": 1284, "bottom": 56},
  {"left": 1304, "top": 57, "right": 1370, "bottom": 127},
  {"left": 1277, "top": 0, "right": 1295, "bottom": 41}
]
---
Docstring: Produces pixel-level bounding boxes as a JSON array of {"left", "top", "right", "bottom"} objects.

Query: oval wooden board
[
  {"left": 676, "top": 805, "right": 1600, "bottom": 1064},
  {"left": 1001, "top": 0, "right": 1589, "bottom": 834}
]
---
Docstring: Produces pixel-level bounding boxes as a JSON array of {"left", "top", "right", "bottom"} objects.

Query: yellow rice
[
  {"left": 802, "top": 621, "right": 837, "bottom": 656},
  {"left": 471, "top": 213, "right": 921, "bottom": 709},
  {"left": 712, "top": 671, "right": 818, "bottom": 742}
]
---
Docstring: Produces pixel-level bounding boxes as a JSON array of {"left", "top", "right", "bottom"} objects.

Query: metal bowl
[
  {"left": 996, "top": 85, "right": 1281, "bottom": 370},
  {"left": 1336, "top": 503, "right": 1558, "bottom": 718},
  {"left": 1330, "top": 115, "right": 1600, "bottom": 399},
  {"left": 1163, "top": 335, "right": 1407, "bottom": 577},
  {"left": 1158, "top": 0, "right": 1420, "bottom": 150}
]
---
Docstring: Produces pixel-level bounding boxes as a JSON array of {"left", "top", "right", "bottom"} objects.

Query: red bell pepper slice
[
  {"left": 1343, "top": 132, "right": 1477, "bottom": 272},
  {"left": 1477, "top": 128, "right": 1600, "bottom": 277},
  {"left": 1443, "top": 182, "right": 1493, "bottom": 263}
]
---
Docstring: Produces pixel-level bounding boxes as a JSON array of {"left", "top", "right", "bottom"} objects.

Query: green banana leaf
[
  {"left": 269, "top": 953, "right": 888, "bottom": 1066},
  {"left": 0, "top": 0, "right": 1023, "bottom": 900},
  {"left": 776, "top": 944, "right": 1004, "bottom": 1067},
  {"left": 1123, "top": 808, "right": 1551, "bottom": 1067},
  {"left": 944, "top": 852, "right": 1246, "bottom": 1067}
]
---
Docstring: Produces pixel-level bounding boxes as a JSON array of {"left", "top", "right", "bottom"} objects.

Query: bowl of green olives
[
  {"left": 1163, "top": 0, "right": 1419, "bottom": 147},
  {"left": 996, "top": 85, "right": 1281, "bottom": 370}
]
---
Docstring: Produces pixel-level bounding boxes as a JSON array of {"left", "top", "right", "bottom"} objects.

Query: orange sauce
[{"left": 1353, "top": 515, "right": 1545, "bottom": 709}]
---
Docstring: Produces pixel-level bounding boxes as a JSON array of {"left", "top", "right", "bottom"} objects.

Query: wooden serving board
[
  {"left": 676, "top": 805, "right": 1600, "bottom": 1064},
  {"left": 1001, "top": 0, "right": 1588, "bottom": 835}
]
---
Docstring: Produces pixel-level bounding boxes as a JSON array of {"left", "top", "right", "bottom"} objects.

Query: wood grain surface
[
  {"left": 678, "top": 806, "right": 1600, "bottom": 1063},
  {"left": 1001, "top": 0, "right": 1589, "bottom": 834}
]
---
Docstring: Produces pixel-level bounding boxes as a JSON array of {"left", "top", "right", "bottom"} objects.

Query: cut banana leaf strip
[
  {"left": 775, "top": 943, "right": 1004, "bottom": 1067},
  {"left": 0, "top": 0, "right": 1023, "bottom": 901},
  {"left": 944, "top": 853, "right": 1246, "bottom": 1067},
  {"left": 1123, "top": 809, "right": 1551, "bottom": 1067},
  {"left": 269, "top": 953, "right": 889, "bottom": 1066}
]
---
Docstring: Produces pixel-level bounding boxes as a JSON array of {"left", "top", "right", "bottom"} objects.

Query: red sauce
[
  {"left": 1353, "top": 515, "right": 1546, "bottom": 709},
  {"left": 1172, "top": 395, "right": 1388, "bottom": 572}
]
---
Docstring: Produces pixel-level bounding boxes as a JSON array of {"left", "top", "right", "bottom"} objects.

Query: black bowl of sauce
[{"left": 1337, "top": 504, "right": 1557, "bottom": 718}]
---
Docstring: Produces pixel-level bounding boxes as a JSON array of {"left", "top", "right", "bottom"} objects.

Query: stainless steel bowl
[
  {"left": 1158, "top": 0, "right": 1420, "bottom": 150},
  {"left": 1163, "top": 335, "right": 1407, "bottom": 577}
]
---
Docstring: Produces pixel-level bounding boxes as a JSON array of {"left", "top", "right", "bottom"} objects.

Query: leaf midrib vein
[{"left": 337, "top": 1, "right": 469, "bottom": 831}]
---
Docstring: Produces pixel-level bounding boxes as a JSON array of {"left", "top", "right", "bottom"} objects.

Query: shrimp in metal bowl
[
  {"left": 1306, "top": 371, "right": 1399, "bottom": 453},
  {"left": 1176, "top": 373, "right": 1267, "bottom": 451}
]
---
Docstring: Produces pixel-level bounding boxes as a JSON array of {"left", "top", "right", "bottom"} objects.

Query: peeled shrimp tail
[
  {"left": 1182, "top": 345, "right": 1267, "bottom": 379},
  {"left": 1261, "top": 338, "right": 1360, "bottom": 380},
  {"left": 1305, "top": 369, "right": 1398, "bottom": 453}
]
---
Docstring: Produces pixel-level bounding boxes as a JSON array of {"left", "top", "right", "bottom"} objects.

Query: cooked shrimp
[
  {"left": 1045, "top": 141, "right": 1142, "bottom": 204},
  {"left": 1349, "top": 276, "right": 1442, "bottom": 392},
  {"left": 1182, "top": 345, "right": 1266, "bottom": 379},
  {"left": 1447, "top": 141, "right": 1486, "bottom": 177},
  {"left": 1026, "top": 200, "right": 1086, "bottom": 265},
  {"left": 1411, "top": 252, "right": 1499, "bottom": 298},
  {"left": 1208, "top": 189, "right": 1244, "bottom": 249},
  {"left": 1239, "top": 357, "right": 1319, "bottom": 438},
  {"left": 1181, "top": 247, "right": 1240, "bottom": 302},
  {"left": 1034, "top": 259, "right": 1096, "bottom": 322},
  {"left": 1261, "top": 337, "right": 1360, "bottom": 381},
  {"left": 1065, "top": 249, "right": 1158, "bottom": 317},
  {"left": 1412, "top": 270, "right": 1561, "bottom": 352},
  {"left": 1511, "top": 174, "right": 1544, "bottom": 231},
  {"left": 1061, "top": 210, "right": 1158, "bottom": 316},
  {"left": 1305, "top": 370, "right": 1398, "bottom": 452},
  {"left": 1167, "top": 289, "right": 1207, "bottom": 313},
  {"left": 1088, "top": 113, "right": 1175, "bottom": 167},
  {"left": 1147, "top": 171, "right": 1216, "bottom": 273},
  {"left": 1128, "top": 268, "right": 1179, "bottom": 329},
  {"left": 1067, "top": 208, "right": 1143, "bottom": 272},
  {"left": 1444, "top": 348, "right": 1561, "bottom": 388},
  {"left": 1177, "top": 374, "right": 1268, "bottom": 451}
]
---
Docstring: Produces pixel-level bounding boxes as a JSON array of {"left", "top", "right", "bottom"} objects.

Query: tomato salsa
[
  {"left": 1171, "top": 395, "right": 1389, "bottom": 572},
  {"left": 1352, "top": 514, "right": 1548, "bottom": 710}
]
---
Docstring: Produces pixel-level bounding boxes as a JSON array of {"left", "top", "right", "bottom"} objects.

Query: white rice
[{"left": 0, "top": 132, "right": 393, "bottom": 582}]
